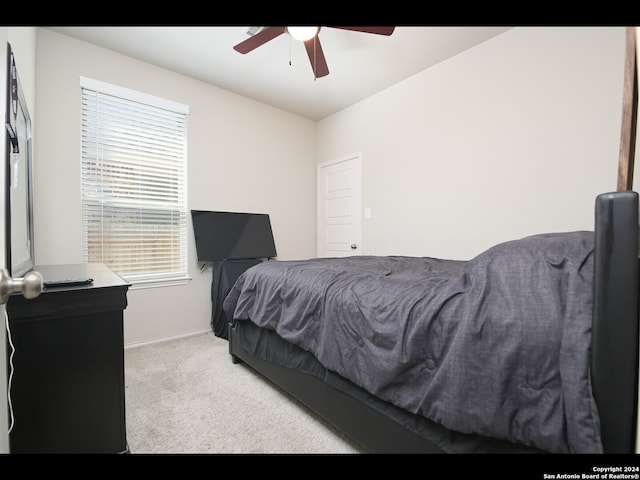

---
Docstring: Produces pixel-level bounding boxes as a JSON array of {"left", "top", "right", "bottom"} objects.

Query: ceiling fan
[{"left": 233, "top": 26, "right": 396, "bottom": 79}]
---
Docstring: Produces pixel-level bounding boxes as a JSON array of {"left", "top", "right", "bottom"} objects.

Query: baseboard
[{"left": 124, "top": 328, "right": 211, "bottom": 350}]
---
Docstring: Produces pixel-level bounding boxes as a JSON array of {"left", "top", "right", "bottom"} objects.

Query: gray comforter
[{"left": 224, "top": 231, "right": 601, "bottom": 453}]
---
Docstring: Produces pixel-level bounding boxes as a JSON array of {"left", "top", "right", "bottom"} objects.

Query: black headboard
[{"left": 591, "top": 190, "right": 639, "bottom": 453}]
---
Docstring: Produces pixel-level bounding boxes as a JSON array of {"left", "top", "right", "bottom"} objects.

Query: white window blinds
[{"left": 80, "top": 78, "right": 189, "bottom": 285}]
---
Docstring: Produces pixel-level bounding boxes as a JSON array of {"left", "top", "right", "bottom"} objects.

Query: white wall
[
  {"left": 35, "top": 29, "right": 318, "bottom": 346},
  {"left": 318, "top": 27, "right": 628, "bottom": 260}
]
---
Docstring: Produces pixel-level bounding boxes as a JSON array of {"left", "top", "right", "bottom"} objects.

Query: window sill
[{"left": 128, "top": 276, "right": 192, "bottom": 290}]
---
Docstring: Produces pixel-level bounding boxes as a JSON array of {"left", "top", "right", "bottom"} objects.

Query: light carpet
[{"left": 124, "top": 331, "right": 366, "bottom": 454}]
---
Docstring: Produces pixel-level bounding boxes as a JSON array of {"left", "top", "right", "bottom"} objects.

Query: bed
[{"left": 222, "top": 190, "right": 639, "bottom": 454}]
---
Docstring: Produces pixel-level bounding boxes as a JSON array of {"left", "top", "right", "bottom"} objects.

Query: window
[{"left": 80, "top": 77, "right": 189, "bottom": 286}]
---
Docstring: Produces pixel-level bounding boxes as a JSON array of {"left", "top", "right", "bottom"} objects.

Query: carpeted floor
[{"left": 124, "top": 331, "right": 366, "bottom": 454}]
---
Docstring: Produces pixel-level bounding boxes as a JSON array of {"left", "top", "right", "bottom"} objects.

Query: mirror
[{"left": 5, "top": 43, "right": 34, "bottom": 277}]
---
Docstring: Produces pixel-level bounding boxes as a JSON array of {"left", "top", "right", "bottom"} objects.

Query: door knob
[
  {"left": 0, "top": 269, "right": 43, "bottom": 304},
  {"left": 351, "top": 244, "right": 357, "bottom": 250}
]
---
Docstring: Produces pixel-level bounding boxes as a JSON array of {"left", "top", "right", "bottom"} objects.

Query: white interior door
[{"left": 317, "top": 153, "right": 362, "bottom": 258}]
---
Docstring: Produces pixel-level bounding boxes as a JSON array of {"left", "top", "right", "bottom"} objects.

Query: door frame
[{"left": 1, "top": 27, "right": 10, "bottom": 454}]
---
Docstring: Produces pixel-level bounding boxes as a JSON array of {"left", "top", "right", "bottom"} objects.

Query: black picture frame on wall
[{"left": 5, "top": 43, "right": 35, "bottom": 277}]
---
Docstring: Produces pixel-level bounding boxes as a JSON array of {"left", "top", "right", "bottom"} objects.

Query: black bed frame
[
  {"left": 591, "top": 191, "right": 639, "bottom": 453},
  {"left": 228, "top": 191, "right": 640, "bottom": 454}
]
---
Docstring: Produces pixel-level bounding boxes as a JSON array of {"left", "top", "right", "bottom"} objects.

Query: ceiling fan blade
[
  {"left": 303, "top": 36, "right": 329, "bottom": 78},
  {"left": 233, "top": 27, "right": 286, "bottom": 54},
  {"left": 332, "top": 26, "right": 395, "bottom": 36}
]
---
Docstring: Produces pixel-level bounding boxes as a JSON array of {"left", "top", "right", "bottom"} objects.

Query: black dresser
[{"left": 6, "top": 263, "right": 130, "bottom": 453}]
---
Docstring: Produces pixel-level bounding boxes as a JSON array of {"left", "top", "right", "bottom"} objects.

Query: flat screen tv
[{"left": 191, "top": 210, "right": 277, "bottom": 262}]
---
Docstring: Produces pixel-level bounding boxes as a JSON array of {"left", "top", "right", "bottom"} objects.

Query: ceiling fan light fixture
[{"left": 287, "top": 27, "right": 319, "bottom": 42}]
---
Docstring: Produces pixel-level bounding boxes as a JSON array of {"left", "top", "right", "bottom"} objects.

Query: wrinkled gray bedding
[{"left": 224, "top": 231, "right": 601, "bottom": 453}]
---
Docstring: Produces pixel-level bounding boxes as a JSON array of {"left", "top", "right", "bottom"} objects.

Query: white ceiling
[{"left": 46, "top": 26, "right": 512, "bottom": 121}]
